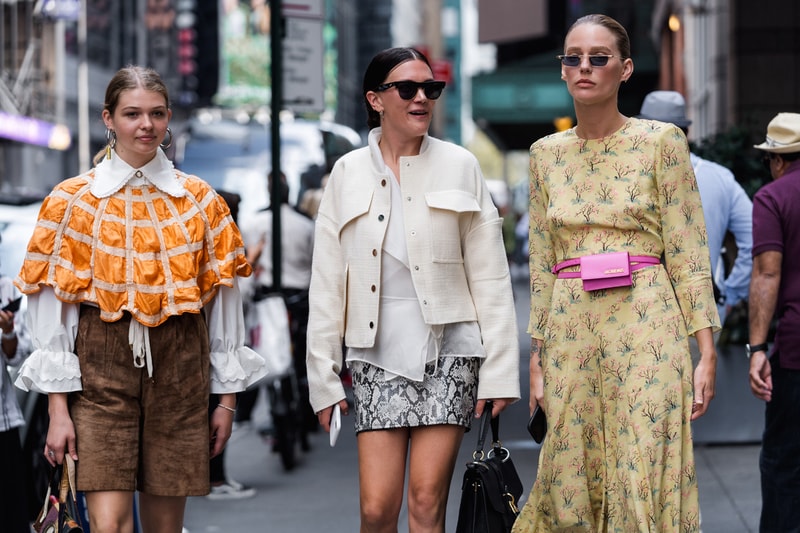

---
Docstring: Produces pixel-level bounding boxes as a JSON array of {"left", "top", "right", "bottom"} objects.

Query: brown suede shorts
[{"left": 70, "top": 306, "right": 211, "bottom": 496}]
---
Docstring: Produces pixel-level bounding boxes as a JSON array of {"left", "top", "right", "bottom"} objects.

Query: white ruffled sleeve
[
  {"left": 14, "top": 288, "right": 82, "bottom": 393},
  {"left": 205, "top": 278, "right": 267, "bottom": 393}
]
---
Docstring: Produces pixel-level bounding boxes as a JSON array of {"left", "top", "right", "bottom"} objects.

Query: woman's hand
[
  {"left": 692, "top": 327, "right": 717, "bottom": 420},
  {"left": 317, "top": 399, "right": 349, "bottom": 433},
  {"left": 209, "top": 394, "right": 236, "bottom": 458},
  {"left": 45, "top": 393, "right": 77, "bottom": 466},
  {"left": 475, "top": 398, "right": 513, "bottom": 418},
  {"left": 0, "top": 308, "right": 14, "bottom": 334},
  {"left": 529, "top": 339, "right": 545, "bottom": 415}
]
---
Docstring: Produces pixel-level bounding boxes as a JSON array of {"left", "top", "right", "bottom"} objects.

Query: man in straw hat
[
  {"left": 638, "top": 91, "right": 753, "bottom": 324},
  {"left": 749, "top": 112, "right": 800, "bottom": 531}
]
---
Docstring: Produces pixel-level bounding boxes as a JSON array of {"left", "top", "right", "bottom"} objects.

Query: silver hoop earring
[
  {"left": 160, "top": 127, "right": 173, "bottom": 149},
  {"left": 105, "top": 129, "right": 116, "bottom": 159}
]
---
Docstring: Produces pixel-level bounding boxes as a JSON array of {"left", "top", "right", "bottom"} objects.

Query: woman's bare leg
[
  {"left": 357, "top": 427, "right": 411, "bottom": 533},
  {"left": 138, "top": 492, "right": 187, "bottom": 533},
  {"left": 407, "top": 425, "right": 465, "bottom": 533},
  {"left": 83, "top": 490, "right": 135, "bottom": 533}
]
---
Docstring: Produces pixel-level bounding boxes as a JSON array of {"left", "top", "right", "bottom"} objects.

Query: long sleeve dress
[{"left": 513, "top": 118, "right": 720, "bottom": 533}]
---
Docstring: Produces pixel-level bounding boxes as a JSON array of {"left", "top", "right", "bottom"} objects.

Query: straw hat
[
  {"left": 754, "top": 113, "right": 800, "bottom": 154},
  {"left": 637, "top": 91, "right": 692, "bottom": 128}
]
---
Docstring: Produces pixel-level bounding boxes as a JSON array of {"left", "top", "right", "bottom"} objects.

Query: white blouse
[{"left": 346, "top": 141, "right": 484, "bottom": 381}]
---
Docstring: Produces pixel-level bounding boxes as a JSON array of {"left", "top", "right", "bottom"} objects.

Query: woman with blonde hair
[
  {"left": 15, "top": 65, "right": 266, "bottom": 533},
  {"left": 513, "top": 14, "right": 718, "bottom": 532}
]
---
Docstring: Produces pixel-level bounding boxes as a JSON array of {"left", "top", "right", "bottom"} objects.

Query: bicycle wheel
[{"left": 268, "top": 376, "right": 298, "bottom": 471}]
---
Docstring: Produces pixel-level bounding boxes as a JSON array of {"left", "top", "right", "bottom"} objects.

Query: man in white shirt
[
  {"left": 243, "top": 173, "right": 315, "bottom": 294},
  {"left": 638, "top": 90, "right": 753, "bottom": 323},
  {"left": 239, "top": 172, "right": 316, "bottom": 442}
]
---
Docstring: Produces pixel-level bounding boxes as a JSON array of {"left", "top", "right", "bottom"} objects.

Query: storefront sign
[{"left": 0, "top": 112, "right": 72, "bottom": 150}]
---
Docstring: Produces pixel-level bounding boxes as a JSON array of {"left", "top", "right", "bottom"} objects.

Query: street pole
[
  {"left": 271, "top": 0, "right": 283, "bottom": 289},
  {"left": 55, "top": 19, "right": 64, "bottom": 124},
  {"left": 77, "top": 0, "right": 89, "bottom": 171}
]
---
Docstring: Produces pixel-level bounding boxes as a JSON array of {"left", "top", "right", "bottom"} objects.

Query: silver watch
[{"left": 745, "top": 343, "right": 769, "bottom": 358}]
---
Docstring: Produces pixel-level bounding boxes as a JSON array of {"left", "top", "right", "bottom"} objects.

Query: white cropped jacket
[{"left": 306, "top": 130, "right": 520, "bottom": 412}]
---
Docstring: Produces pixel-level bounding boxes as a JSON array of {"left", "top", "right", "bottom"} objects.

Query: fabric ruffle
[
  {"left": 209, "top": 345, "right": 268, "bottom": 393},
  {"left": 14, "top": 348, "right": 82, "bottom": 394}
]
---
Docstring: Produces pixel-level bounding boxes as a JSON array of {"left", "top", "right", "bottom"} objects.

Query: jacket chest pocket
[{"left": 424, "top": 190, "right": 481, "bottom": 263}]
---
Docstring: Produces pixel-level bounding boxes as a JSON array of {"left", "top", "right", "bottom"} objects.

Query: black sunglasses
[
  {"left": 557, "top": 54, "right": 615, "bottom": 67},
  {"left": 374, "top": 80, "right": 446, "bottom": 100}
]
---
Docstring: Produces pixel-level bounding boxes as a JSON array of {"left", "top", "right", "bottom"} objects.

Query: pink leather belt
[{"left": 552, "top": 255, "right": 661, "bottom": 278}]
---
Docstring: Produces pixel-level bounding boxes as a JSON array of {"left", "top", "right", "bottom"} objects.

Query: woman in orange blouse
[{"left": 14, "top": 66, "right": 266, "bottom": 533}]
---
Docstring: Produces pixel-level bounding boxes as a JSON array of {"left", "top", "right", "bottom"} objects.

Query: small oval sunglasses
[
  {"left": 374, "top": 80, "right": 446, "bottom": 100},
  {"left": 557, "top": 54, "right": 615, "bottom": 67}
]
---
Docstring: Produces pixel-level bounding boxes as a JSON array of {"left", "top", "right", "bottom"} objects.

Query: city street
[{"left": 182, "top": 275, "right": 762, "bottom": 533}]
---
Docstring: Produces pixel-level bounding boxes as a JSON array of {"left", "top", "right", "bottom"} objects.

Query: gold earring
[{"left": 105, "top": 129, "right": 116, "bottom": 160}]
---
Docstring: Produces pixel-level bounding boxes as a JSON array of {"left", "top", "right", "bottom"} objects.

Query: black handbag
[{"left": 455, "top": 403, "right": 523, "bottom": 533}]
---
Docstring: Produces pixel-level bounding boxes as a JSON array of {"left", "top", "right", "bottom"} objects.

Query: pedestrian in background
[
  {"left": 514, "top": 14, "right": 719, "bottom": 532},
  {"left": 0, "top": 252, "right": 33, "bottom": 533},
  {"left": 306, "top": 46, "right": 519, "bottom": 532},
  {"left": 240, "top": 171, "right": 316, "bottom": 448},
  {"left": 207, "top": 189, "right": 257, "bottom": 501},
  {"left": 638, "top": 90, "right": 753, "bottom": 324},
  {"left": 748, "top": 112, "right": 800, "bottom": 532},
  {"left": 13, "top": 65, "right": 266, "bottom": 532}
]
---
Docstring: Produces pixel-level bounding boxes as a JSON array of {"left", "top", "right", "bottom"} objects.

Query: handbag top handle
[
  {"left": 473, "top": 401, "right": 502, "bottom": 460},
  {"left": 63, "top": 455, "right": 78, "bottom": 502}
]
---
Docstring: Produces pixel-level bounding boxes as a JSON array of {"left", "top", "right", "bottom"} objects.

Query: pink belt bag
[{"left": 552, "top": 252, "right": 661, "bottom": 291}]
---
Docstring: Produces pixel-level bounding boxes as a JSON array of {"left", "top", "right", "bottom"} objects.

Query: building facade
[
  {"left": 474, "top": 0, "right": 800, "bottom": 154},
  {"left": 0, "top": 0, "right": 217, "bottom": 198}
]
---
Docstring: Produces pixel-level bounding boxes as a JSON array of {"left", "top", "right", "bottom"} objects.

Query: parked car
[
  {"left": 0, "top": 194, "right": 42, "bottom": 277},
  {"left": 174, "top": 109, "right": 363, "bottom": 225}
]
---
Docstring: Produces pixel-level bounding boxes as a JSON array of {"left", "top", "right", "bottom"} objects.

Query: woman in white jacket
[{"left": 306, "top": 47, "right": 520, "bottom": 533}]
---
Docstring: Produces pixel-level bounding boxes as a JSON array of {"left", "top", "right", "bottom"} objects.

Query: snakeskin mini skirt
[{"left": 350, "top": 356, "right": 479, "bottom": 433}]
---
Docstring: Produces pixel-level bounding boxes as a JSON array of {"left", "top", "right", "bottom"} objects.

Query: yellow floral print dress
[{"left": 513, "top": 119, "right": 720, "bottom": 533}]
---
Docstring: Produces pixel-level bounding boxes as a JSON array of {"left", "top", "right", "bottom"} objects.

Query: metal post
[
  {"left": 55, "top": 20, "right": 65, "bottom": 123},
  {"left": 78, "top": 0, "right": 89, "bottom": 171},
  {"left": 271, "top": 0, "right": 283, "bottom": 289}
]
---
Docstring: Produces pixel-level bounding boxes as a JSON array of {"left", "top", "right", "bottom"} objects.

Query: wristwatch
[{"left": 746, "top": 343, "right": 769, "bottom": 358}]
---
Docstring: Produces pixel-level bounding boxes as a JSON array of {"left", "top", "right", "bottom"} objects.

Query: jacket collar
[
  {"left": 367, "top": 127, "right": 431, "bottom": 174},
  {"left": 91, "top": 149, "right": 185, "bottom": 198}
]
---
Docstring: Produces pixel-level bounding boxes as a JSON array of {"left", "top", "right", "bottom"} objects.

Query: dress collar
[{"left": 91, "top": 149, "right": 186, "bottom": 198}]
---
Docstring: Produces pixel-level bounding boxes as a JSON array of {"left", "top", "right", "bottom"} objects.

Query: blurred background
[
  {"left": 1, "top": 0, "right": 798, "bottom": 211},
  {"left": 1, "top": 2, "right": 795, "bottom": 526}
]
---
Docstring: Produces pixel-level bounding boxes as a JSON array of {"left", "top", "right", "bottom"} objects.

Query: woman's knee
[
  {"left": 407, "top": 484, "right": 447, "bottom": 527},
  {"left": 360, "top": 494, "right": 402, "bottom": 530},
  {"left": 87, "top": 508, "right": 134, "bottom": 533},
  {"left": 85, "top": 491, "right": 135, "bottom": 533}
]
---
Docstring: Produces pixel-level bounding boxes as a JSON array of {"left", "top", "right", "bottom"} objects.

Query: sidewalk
[
  {"left": 182, "top": 413, "right": 762, "bottom": 532},
  {"left": 181, "top": 275, "right": 764, "bottom": 532},
  {"left": 694, "top": 443, "right": 760, "bottom": 533}
]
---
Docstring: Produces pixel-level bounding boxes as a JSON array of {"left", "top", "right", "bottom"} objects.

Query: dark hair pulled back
[{"left": 362, "top": 47, "right": 432, "bottom": 130}]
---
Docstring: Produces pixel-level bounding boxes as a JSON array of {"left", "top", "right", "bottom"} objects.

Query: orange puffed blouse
[{"left": 16, "top": 167, "right": 252, "bottom": 327}]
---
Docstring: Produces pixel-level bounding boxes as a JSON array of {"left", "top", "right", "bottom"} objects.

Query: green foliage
[{"left": 690, "top": 124, "right": 771, "bottom": 199}]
